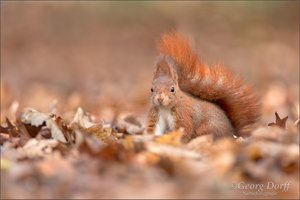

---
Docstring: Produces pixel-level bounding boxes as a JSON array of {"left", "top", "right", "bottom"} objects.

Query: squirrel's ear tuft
[{"left": 154, "top": 55, "right": 178, "bottom": 81}]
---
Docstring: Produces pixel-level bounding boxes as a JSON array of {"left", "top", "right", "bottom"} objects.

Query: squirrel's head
[{"left": 150, "top": 55, "right": 179, "bottom": 108}]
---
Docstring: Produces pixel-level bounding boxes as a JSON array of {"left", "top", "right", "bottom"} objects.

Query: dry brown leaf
[
  {"left": 0, "top": 118, "right": 19, "bottom": 137},
  {"left": 14, "top": 118, "right": 34, "bottom": 147},
  {"left": 46, "top": 119, "right": 67, "bottom": 143},
  {"left": 35, "top": 152, "right": 74, "bottom": 179},
  {"left": 20, "top": 109, "right": 67, "bottom": 143},
  {"left": 154, "top": 129, "right": 184, "bottom": 147},
  {"left": 53, "top": 116, "right": 73, "bottom": 143},
  {"left": 0, "top": 133, "right": 11, "bottom": 145},
  {"left": 17, "top": 138, "right": 59, "bottom": 159},
  {"left": 21, "top": 108, "right": 49, "bottom": 127},
  {"left": 268, "top": 112, "right": 288, "bottom": 129},
  {"left": 184, "top": 134, "right": 214, "bottom": 155},
  {"left": 75, "top": 129, "right": 106, "bottom": 156},
  {"left": 70, "top": 107, "right": 95, "bottom": 129},
  {"left": 135, "top": 152, "right": 161, "bottom": 166},
  {"left": 251, "top": 126, "right": 286, "bottom": 142},
  {"left": 146, "top": 142, "right": 202, "bottom": 160},
  {"left": 238, "top": 140, "right": 299, "bottom": 181},
  {"left": 85, "top": 124, "right": 117, "bottom": 143},
  {"left": 122, "top": 135, "right": 145, "bottom": 153},
  {"left": 97, "top": 142, "right": 134, "bottom": 162},
  {"left": 209, "top": 138, "right": 240, "bottom": 175},
  {"left": 113, "top": 113, "right": 144, "bottom": 135},
  {"left": 38, "top": 127, "right": 51, "bottom": 139},
  {"left": 244, "top": 143, "right": 264, "bottom": 162},
  {"left": 279, "top": 145, "right": 299, "bottom": 174}
]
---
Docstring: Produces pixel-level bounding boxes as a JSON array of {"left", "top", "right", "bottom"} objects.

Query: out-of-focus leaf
[
  {"left": 15, "top": 118, "right": 33, "bottom": 147},
  {"left": 154, "top": 129, "right": 184, "bottom": 147},
  {"left": 74, "top": 129, "right": 106, "bottom": 157},
  {"left": 146, "top": 142, "right": 201, "bottom": 160},
  {"left": 23, "top": 123, "right": 42, "bottom": 137},
  {"left": 251, "top": 126, "right": 287, "bottom": 143},
  {"left": 35, "top": 153, "right": 75, "bottom": 179},
  {"left": 113, "top": 113, "right": 144, "bottom": 135},
  {"left": 21, "top": 108, "right": 49, "bottom": 127},
  {"left": 46, "top": 119, "right": 67, "bottom": 143},
  {"left": 0, "top": 118, "right": 19, "bottom": 137},
  {"left": 210, "top": 138, "right": 240, "bottom": 175},
  {"left": 97, "top": 142, "right": 134, "bottom": 162},
  {"left": 70, "top": 107, "right": 95, "bottom": 129},
  {"left": 279, "top": 145, "right": 299, "bottom": 174},
  {"left": 54, "top": 116, "right": 74, "bottom": 143},
  {"left": 123, "top": 135, "right": 145, "bottom": 152},
  {"left": 184, "top": 134, "right": 213, "bottom": 155},
  {"left": 20, "top": 109, "right": 68, "bottom": 143},
  {"left": 20, "top": 108, "right": 47, "bottom": 137},
  {"left": 38, "top": 127, "right": 51, "bottom": 139},
  {"left": 79, "top": 133, "right": 104, "bottom": 155},
  {"left": 268, "top": 112, "right": 288, "bottom": 129},
  {"left": 17, "top": 138, "right": 59, "bottom": 159},
  {"left": 244, "top": 143, "right": 264, "bottom": 162},
  {"left": 85, "top": 124, "right": 115, "bottom": 143},
  {"left": 0, "top": 133, "right": 10, "bottom": 145}
]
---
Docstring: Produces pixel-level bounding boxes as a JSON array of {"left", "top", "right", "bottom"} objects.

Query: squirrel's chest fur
[{"left": 154, "top": 108, "right": 175, "bottom": 135}]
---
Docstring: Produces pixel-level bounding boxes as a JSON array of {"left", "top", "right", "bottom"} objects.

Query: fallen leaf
[
  {"left": 21, "top": 108, "right": 49, "bottom": 127},
  {"left": 70, "top": 107, "right": 95, "bottom": 129},
  {"left": 38, "top": 127, "right": 51, "bottom": 139},
  {"left": 268, "top": 112, "right": 288, "bottom": 129},
  {"left": 17, "top": 138, "right": 59, "bottom": 159},
  {"left": 113, "top": 113, "right": 144, "bottom": 135},
  {"left": 85, "top": 123, "right": 116, "bottom": 143},
  {"left": 0, "top": 118, "right": 19, "bottom": 137},
  {"left": 184, "top": 134, "right": 214, "bottom": 155},
  {"left": 0, "top": 133, "right": 11, "bottom": 145},
  {"left": 123, "top": 135, "right": 145, "bottom": 152},
  {"left": 46, "top": 119, "right": 67, "bottom": 143},
  {"left": 20, "top": 109, "right": 68, "bottom": 143},
  {"left": 250, "top": 126, "right": 287, "bottom": 143},
  {"left": 279, "top": 145, "right": 299, "bottom": 174},
  {"left": 154, "top": 129, "right": 184, "bottom": 147},
  {"left": 98, "top": 142, "right": 133, "bottom": 162},
  {"left": 146, "top": 142, "right": 201, "bottom": 160},
  {"left": 74, "top": 129, "right": 105, "bottom": 156}
]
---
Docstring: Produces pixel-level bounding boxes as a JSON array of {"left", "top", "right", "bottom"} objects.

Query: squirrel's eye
[
  {"left": 170, "top": 86, "right": 175, "bottom": 93},
  {"left": 151, "top": 88, "right": 154, "bottom": 92}
]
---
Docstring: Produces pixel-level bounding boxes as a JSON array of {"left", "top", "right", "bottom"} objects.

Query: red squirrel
[{"left": 147, "top": 32, "right": 260, "bottom": 142}]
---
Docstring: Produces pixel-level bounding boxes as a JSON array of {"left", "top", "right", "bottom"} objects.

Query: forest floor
[{"left": 1, "top": 2, "right": 299, "bottom": 199}]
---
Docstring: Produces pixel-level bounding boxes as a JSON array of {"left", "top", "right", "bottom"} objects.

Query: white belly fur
[{"left": 154, "top": 108, "right": 175, "bottom": 136}]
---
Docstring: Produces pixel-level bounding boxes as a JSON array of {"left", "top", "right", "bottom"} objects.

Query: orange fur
[{"left": 157, "top": 32, "right": 261, "bottom": 135}]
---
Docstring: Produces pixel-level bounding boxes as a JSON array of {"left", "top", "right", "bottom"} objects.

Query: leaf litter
[{"left": 1, "top": 107, "right": 299, "bottom": 199}]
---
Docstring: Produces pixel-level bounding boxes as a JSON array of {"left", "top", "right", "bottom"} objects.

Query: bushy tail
[{"left": 158, "top": 32, "right": 261, "bottom": 135}]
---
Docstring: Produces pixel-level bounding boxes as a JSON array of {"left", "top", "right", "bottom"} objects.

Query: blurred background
[
  {"left": 1, "top": 2, "right": 299, "bottom": 199},
  {"left": 1, "top": 1, "right": 299, "bottom": 124}
]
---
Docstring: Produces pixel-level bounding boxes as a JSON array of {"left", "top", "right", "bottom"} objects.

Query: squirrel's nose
[
  {"left": 157, "top": 97, "right": 163, "bottom": 103},
  {"left": 156, "top": 95, "right": 163, "bottom": 104}
]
